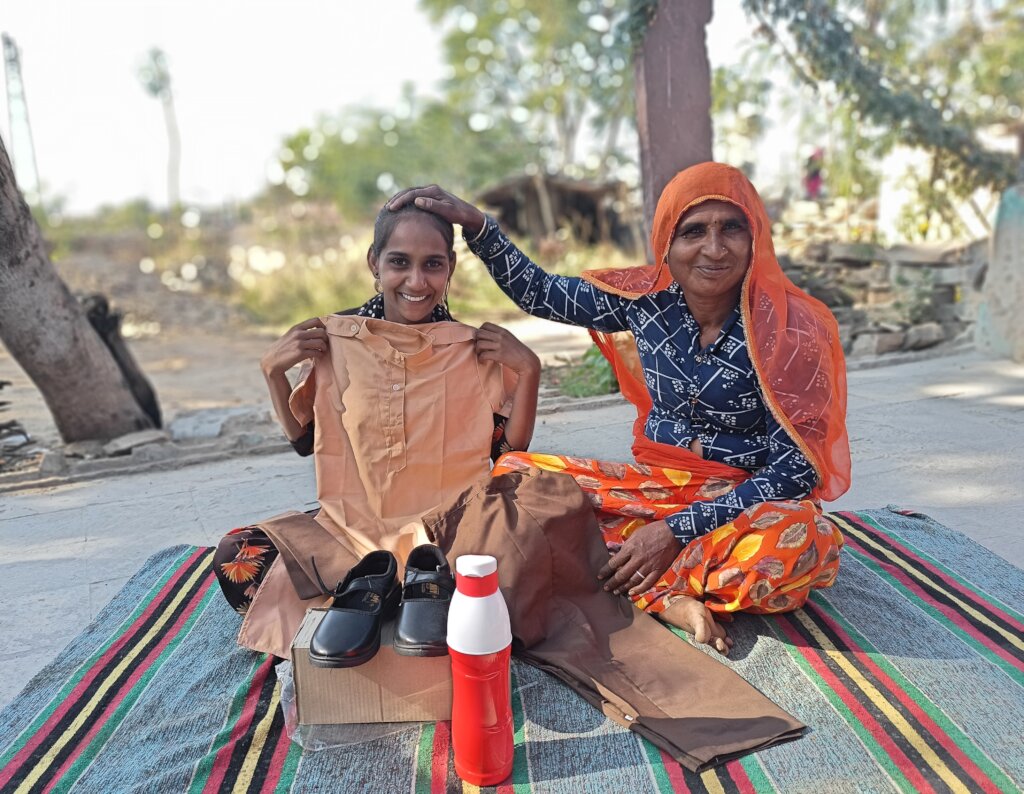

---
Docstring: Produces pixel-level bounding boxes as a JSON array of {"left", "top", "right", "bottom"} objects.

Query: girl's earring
[{"left": 373, "top": 275, "right": 382, "bottom": 293}]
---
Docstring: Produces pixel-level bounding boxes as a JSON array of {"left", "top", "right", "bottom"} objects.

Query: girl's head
[{"left": 368, "top": 203, "right": 456, "bottom": 324}]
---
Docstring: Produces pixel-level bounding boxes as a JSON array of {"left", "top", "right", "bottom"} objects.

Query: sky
[{"left": 1, "top": 1, "right": 751, "bottom": 215}]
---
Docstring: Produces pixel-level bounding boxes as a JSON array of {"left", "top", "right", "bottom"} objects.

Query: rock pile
[{"left": 772, "top": 200, "right": 984, "bottom": 358}]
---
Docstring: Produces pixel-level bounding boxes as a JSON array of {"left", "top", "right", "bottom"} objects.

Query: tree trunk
[
  {"left": 162, "top": 89, "right": 181, "bottom": 211},
  {"left": 634, "top": 0, "right": 715, "bottom": 246},
  {"left": 0, "top": 136, "right": 155, "bottom": 442}
]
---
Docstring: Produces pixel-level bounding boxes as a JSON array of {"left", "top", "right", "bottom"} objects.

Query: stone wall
[{"left": 778, "top": 238, "right": 986, "bottom": 358}]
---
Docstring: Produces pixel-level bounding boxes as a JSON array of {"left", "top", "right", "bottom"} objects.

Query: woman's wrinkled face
[
  {"left": 666, "top": 200, "right": 752, "bottom": 306},
  {"left": 369, "top": 214, "right": 455, "bottom": 324}
]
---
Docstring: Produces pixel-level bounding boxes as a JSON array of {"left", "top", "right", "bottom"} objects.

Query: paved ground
[{"left": 1, "top": 348, "right": 1021, "bottom": 709}]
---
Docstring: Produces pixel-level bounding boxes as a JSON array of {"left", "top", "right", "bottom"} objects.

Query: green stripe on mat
[
  {"left": 413, "top": 721, "right": 435, "bottom": 794},
  {"left": 272, "top": 733, "right": 302, "bottom": 794},
  {"left": 0, "top": 546, "right": 201, "bottom": 768},
  {"left": 814, "top": 595, "right": 1017, "bottom": 792},
  {"left": 738, "top": 754, "right": 775, "bottom": 792},
  {"left": 188, "top": 653, "right": 268, "bottom": 793},
  {"left": 639, "top": 738, "right": 677, "bottom": 794},
  {"left": 835, "top": 514, "right": 1024, "bottom": 657},
  {"left": 765, "top": 616, "right": 913, "bottom": 793},
  {"left": 851, "top": 513, "right": 1024, "bottom": 623},
  {"left": 509, "top": 664, "right": 531, "bottom": 793},
  {"left": 842, "top": 544, "right": 1022, "bottom": 681},
  {"left": 60, "top": 581, "right": 220, "bottom": 790}
]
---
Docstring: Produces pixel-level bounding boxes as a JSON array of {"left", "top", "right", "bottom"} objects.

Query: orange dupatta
[{"left": 582, "top": 162, "right": 851, "bottom": 501}]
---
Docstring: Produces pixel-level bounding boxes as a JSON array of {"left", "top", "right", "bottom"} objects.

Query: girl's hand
[
  {"left": 475, "top": 322, "right": 540, "bottom": 377},
  {"left": 260, "top": 317, "right": 328, "bottom": 377},
  {"left": 387, "top": 185, "right": 486, "bottom": 238}
]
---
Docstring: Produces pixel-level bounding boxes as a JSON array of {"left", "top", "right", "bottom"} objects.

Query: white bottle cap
[{"left": 455, "top": 554, "right": 497, "bottom": 578}]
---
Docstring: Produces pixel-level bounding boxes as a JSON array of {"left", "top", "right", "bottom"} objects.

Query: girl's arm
[
  {"left": 259, "top": 317, "right": 327, "bottom": 442},
  {"left": 475, "top": 322, "right": 541, "bottom": 451}
]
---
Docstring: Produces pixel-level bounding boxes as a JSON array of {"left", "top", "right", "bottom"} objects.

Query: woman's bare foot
[{"left": 659, "top": 596, "right": 734, "bottom": 655}]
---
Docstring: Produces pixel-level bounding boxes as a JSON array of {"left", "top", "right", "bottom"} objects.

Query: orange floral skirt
[{"left": 493, "top": 452, "right": 843, "bottom": 616}]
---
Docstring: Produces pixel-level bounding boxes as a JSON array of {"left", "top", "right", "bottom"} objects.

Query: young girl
[{"left": 213, "top": 202, "right": 540, "bottom": 655}]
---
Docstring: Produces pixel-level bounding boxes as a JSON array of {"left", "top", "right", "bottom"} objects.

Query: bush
[{"left": 558, "top": 345, "right": 619, "bottom": 398}]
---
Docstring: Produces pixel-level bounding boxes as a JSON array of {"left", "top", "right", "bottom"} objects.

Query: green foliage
[
  {"left": 273, "top": 91, "right": 538, "bottom": 222},
  {"left": 270, "top": 1, "right": 639, "bottom": 221},
  {"left": 235, "top": 233, "right": 637, "bottom": 329},
  {"left": 558, "top": 344, "right": 619, "bottom": 397},
  {"left": 743, "top": 0, "right": 1018, "bottom": 198},
  {"left": 138, "top": 48, "right": 171, "bottom": 98},
  {"left": 623, "top": 0, "right": 658, "bottom": 47},
  {"left": 419, "top": 0, "right": 635, "bottom": 176},
  {"left": 892, "top": 268, "right": 937, "bottom": 324},
  {"left": 235, "top": 243, "right": 375, "bottom": 327}
]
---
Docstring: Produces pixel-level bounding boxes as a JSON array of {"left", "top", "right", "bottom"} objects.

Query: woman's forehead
[{"left": 680, "top": 199, "right": 745, "bottom": 223}]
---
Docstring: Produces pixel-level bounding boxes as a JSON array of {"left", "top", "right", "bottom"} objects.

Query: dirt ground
[
  {"left": 0, "top": 316, "right": 595, "bottom": 455},
  {"left": 0, "top": 328, "right": 281, "bottom": 449}
]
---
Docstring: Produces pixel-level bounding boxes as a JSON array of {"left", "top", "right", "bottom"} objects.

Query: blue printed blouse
[{"left": 467, "top": 218, "right": 818, "bottom": 544}]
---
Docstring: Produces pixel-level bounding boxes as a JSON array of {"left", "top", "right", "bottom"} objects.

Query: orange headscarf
[{"left": 582, "top": 162, "right": 851, "bottom": 501}]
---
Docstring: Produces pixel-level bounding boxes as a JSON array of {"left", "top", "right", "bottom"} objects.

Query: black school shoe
[
  {"left": 393, "top": 544, "right": 455, "bottom": 657},
  {"left": 308, "top": 550, "right": 400, "bottom": 668}
]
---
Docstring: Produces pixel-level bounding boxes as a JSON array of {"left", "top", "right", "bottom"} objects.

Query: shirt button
[
  {"left": 349, "top": 324, "right": 358, "bottom": 332},
  {"left": 392, "top": 384, "right": 402, "bottom": 391}
]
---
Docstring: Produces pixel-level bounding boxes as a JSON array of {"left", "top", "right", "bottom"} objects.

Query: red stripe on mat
[
  {"left": 202, "top": 657, "right": 275, "bottom": 793},
  {"left": 42, "top": 575, "right": 216, "bottom": 793},
  {"left": 836, "top": 512, "right": 1024, "bottom": 634},
  {"left": 843, "top": 535, "right": 1022, "bottom": 671},
  {"left": 258, "top": 722, "right": 293, "bottom": 793},
  {"left": 657, "top": 747, "right": 689, "bottom": 792},
  {"left": 810, "top": 603, "right": 1001, "bottom": 793},
  {"left": 431, "top": 721, "right": 452, "bottom": 794},
  {"left": 726, "top": 759, "right": 756, "bottom": 794},
  {"left": 0, "top": 547, "right": 209, "bottom": 788},
  {"left": 776, "top": 617, "right": 935, "bottom": 794}
]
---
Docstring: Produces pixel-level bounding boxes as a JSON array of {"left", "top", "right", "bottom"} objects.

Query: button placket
[{"left": 386, "top": 352, "right": 408, "bottom": 472}]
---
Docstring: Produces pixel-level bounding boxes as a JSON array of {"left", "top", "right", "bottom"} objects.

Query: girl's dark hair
[{"left": 371, "top": 201, "right": 455, "bottom": 256}]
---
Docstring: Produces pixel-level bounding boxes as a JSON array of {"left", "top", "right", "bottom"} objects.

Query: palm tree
[{"left": 138, "top": 48, "right": 181, "bottom": 211}]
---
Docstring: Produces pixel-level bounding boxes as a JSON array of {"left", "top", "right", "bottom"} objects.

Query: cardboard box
[{"left": 291, "top": 608, "right": 453, "bottom": 724}]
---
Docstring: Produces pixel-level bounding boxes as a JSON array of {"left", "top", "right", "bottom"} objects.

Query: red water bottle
[{"left": 447, "top": 554, "right": 514, "bottom": 786}]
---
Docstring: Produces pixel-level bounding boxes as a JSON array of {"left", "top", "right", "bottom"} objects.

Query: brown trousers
[{"left": 422, "top": 470, "right": 804, "bottom": 772}]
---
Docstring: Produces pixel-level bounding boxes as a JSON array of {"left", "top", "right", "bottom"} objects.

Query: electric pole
[{"left": 2, "top": 33, "right": 42, "bottom": 205}]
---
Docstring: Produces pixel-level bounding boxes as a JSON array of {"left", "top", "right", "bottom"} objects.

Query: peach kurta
[{"left": 237, "top": 316, "right": 515, "bottom": 657}]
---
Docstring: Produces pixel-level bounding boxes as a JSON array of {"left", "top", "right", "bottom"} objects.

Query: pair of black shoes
[{"left": 308, "top": 545, "right": 454, "bottom": 668}]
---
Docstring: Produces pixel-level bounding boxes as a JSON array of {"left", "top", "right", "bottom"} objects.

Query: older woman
[{"left": 389, "top": 162, "right": 851, "bottom": 654}]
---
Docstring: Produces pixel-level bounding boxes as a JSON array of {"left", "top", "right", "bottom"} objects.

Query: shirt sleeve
[
  {"left": 287, "top": 362, "right": 316, "bottom": 426},
  {"left": 664, "top": 411, "right": 819, "bottom": 544},
  {"left": 466, "top": 216, "right": 630, "bottom": 333}
]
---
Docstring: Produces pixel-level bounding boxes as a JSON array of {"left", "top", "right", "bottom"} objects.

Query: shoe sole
[
  {"left": 308, "top": 636, "right": 381, "bottom": 668},
  {"left": 392, "top": 642, "right": 449, "bottom": 658}
]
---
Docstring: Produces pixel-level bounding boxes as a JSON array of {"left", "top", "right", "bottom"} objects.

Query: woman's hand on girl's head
[
  {"left": 260, "top": 317, "right": 328, "bottom": 377},
  {"left": 387, "top": 185, "right": 486, "bottom": 239},
  {"left": 474, "top": 322, "right": 541, "bottom": 376}
]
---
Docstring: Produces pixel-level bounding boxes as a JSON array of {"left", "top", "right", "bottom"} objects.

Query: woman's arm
[
  {"left": 388, "top": 186, "right": 630, "bottom": 333},
  {"left": 664, "top": 416, "right": 818, "bottom": 545},
  {"left": 475, "top": 322, "right": 540, "bottom": 451},
  {"left": 259, "top": 317, "right": 327, "bottom": 442},
  {"left": 599, "top": 417, "right": 818, "bottom": 596}
]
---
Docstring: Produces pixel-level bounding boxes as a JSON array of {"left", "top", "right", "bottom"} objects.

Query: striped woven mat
[{"left": 1, "top": 508, "right": 1021, "bottom": 793}]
